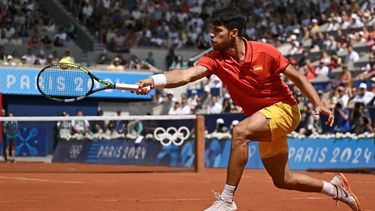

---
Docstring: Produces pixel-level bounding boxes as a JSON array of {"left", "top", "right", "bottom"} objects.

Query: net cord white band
[{"left": 0, "top": 115, "right": 197, "bottom": 122}]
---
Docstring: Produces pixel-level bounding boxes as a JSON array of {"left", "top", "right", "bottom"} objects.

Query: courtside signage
[
  {"left": 52, "top": 138, "right": 374, "bottom": 170},
  {"left": 0, "top": 67, "right": 153, "bottom": 99},
  {"left": 53, "top": 139, "right": 196, "bottom": 167},
  {"left": 288, "top": 138, "right": 375, "bottom": 170},
  {"left": 205, "top": 138, "right": 374, "bottom": 170}
]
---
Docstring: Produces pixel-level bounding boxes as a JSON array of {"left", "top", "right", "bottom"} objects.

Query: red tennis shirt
[{"left": 197, "top": 38, "right": 297, "bottom": 115}]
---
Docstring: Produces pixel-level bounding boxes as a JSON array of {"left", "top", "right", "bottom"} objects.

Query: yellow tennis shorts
[{"left": 258, "top": 102, "right": 301, "bottom": 158}]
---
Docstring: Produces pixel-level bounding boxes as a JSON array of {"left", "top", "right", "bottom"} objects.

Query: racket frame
[{"left": 37, "top": 63, "right": 142, "bottom": 102}]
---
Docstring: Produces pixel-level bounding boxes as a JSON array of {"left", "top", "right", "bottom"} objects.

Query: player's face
[{"left": 209, "top": 25, "right": 233, "bottom": 50}]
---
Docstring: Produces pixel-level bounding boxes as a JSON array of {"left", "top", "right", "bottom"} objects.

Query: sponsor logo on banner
[
  {"left": 153, "top": 126, "right": 190, "bottom": 146},
  {"left": 69, "top": 144, "right": 83, "bottom": 159},
  {"left": 286, "top": 138, "right": 375, "bottom": 169},
  {"left": 289, "top": 146, "right": 373, "bottom": 167},
  {"left": 53, "top": 139, "right": 195, "bottom": 167},
  {"left": 204, "top": 138, "right": 375, "bottom": 170},
  {"left": 95, "top": 145, "right": 147, "bottom": 160},
  {"left": 15, "top": 127, "right": 47, "bottom": 156}
]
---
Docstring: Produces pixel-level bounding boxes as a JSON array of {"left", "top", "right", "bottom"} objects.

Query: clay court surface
[{"left": 0, "top": 163, "right": 374, "bottom": 211}]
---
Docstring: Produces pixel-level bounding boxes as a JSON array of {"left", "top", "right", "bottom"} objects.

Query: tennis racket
[{"left": 37, "top": 63, "right": 149, "bottom": 102}]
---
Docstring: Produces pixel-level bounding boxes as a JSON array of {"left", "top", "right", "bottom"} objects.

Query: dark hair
[{"left": 211, "top": 7, "right": 248, "bottom": 35}]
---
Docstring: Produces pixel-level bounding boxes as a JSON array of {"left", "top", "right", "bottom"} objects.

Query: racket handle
[{"left": 114, "top": 83, "right": 151, "bottom": 91}]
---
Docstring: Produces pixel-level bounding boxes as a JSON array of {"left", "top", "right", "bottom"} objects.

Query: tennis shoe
[
  {"left": 204, "top": 191, "right": 237, "bottom": 211},
  {"left": 330, "top": 173, "right": 361, "bottom": 211}
]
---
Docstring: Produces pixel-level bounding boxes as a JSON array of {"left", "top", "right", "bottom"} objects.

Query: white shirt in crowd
[
  {"left": 207, "top": 102, "right": 222, "bottom": 114},
  {"left": 82, "top": 3, "right": 94, "bottom": 18},
  {"left": 315, "top": 64, "right": 329, "bottom": 76},
  {"left": 354, "top": 91, "right": 375, "bottom": 105},
  {"left": 345, "top": 50, "right": 360, "bottom": 64},
  {"left": 176, "top": 105, "right": 191, "bottom": 115},
  {"left": 102, "top": 0, "right": 111, "bottom": 9},
  {"left": 338, "top": 94, "right": 350, "bottom": 108},
  {"left": 72, "top": 119, "right": 90, "bottom": 133}
]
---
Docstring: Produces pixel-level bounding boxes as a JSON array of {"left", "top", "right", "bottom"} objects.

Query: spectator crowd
[
  {"left": 0, "top": 0, "right": 78, "bottom": 66},
  {"left": 59, "top": 0, "right": 374, "bottom": 78},
  {"left": 55, "top": 109, "right": 147, "bottom": 141},
  {"left": 60, "top": 0, "right": 373, "bottom": 52}
]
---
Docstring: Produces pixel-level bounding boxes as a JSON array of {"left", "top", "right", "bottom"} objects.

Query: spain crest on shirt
[{"left": 252, "top": 65, "right": 263, "bottom": 72}]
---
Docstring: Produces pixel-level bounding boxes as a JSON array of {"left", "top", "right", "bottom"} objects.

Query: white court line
[
  {"left": 355, "top": 180, "right": 375, "bottom": 184},
  {"left": 110, "top": 198, "right": 204, "bottom": 202},
  {"left": 290, "top": 196, "right": 326, "bottom": 200},
  {"left": 0, "top": 176, "right": 83, "bottom": 184},
  {"left": 141, "top": 198, "right": 204, "bottom": 202}
]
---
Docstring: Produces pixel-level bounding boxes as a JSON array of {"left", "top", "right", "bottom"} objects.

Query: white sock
[
  {"left": 221, "top": 184, "right": 236, "bottom": 203},
  {"left": 321, "top": 181, "right": 337, "bottom": 198}
]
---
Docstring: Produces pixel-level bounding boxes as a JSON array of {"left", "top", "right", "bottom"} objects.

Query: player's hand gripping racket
[{"left": 37, "top": 63, "right": 150, "bottom": 102}]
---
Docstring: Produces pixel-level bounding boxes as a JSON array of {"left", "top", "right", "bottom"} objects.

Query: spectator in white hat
[
  {"left": 107, "top": 57, "right": 124, "bottom": 71},
  {"left": 161, "top": 89, "right": 174, "bottom": 104},
  {"left": 168, "top": 98, "right": 180, "bottom": 115},
  {"left": 310, "top": 19, "right": 319, "bottom": 34},
  {"left": 353, "top": 83, "right": 374, "bottom": 105},
  {"left": 3, "top": 55, "right": 17, "bottom": 66},
  {"left": 288, "top": 41, "right": 303, "bottom": 55},
  {"left": 230, "top": 120, "right": 239, "bottom": 134},
  {"left": 351, "top": 13, "right": 364, "bottom": 28},
  {"left": 213, "top": 118, "right": 228, "bottom": 133},
  {"left": 19, "top": 55, "right": 28, "bottom": 66},
  {"left": 188, "top": 89, "right": 199, "bottom": 110}
]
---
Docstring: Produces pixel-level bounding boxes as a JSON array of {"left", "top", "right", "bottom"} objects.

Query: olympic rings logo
[{"left": 153, "top": 126, "right": 190, "bottom": 146}]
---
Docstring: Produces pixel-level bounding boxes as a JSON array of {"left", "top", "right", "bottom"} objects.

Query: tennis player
[{"left": 136, "top": 7, "right": 361, "bottom": 211}]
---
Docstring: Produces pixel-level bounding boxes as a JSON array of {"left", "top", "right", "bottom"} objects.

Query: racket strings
[{"left": 38, "top": 64, "right": 93, "bottom": 99}]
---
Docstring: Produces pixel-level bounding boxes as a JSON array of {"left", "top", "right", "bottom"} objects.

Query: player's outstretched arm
[
  {"left": 136, "top": 65, "right": 209, "bottom": 95},
  {"left": 283, "top": 64, "right": 334, "bottom": 126}
]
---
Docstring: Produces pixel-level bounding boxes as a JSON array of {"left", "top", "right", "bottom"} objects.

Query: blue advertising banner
[
  {"left": 53, "top": 138, "right": 196, "bottom": 167},
  {"left": 52, "top": 137, "right": 374, "bottom": 170},
  {"left": 52, "top": 140, "right": 92, "bottom": 162},
  {"left": 205, "top": 138, "right": 374, "bottom": 170},
  {"left": 288, "top": 138, "right": 375, "bottom": 170},
  {"left": 0, "top": 67, "right": 153, "bottom": 99}
]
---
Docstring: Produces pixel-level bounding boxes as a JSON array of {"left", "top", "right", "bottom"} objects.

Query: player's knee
[{"left": 232, "top": 126, "right": 253, "bottom": 148}]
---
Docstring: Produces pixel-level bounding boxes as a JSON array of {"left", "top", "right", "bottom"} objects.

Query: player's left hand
[{"left": 315, "top": 105, "right": 334, "bottom": 127}]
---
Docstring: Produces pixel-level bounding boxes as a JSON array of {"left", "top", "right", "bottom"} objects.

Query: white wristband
[{"left": 150, "top": 74, "right": 167, "bottom": 88}]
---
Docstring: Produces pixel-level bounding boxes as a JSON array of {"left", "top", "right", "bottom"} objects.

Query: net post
[{"left": 195, "top": 115, "right": 205, "bottom": 173}]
